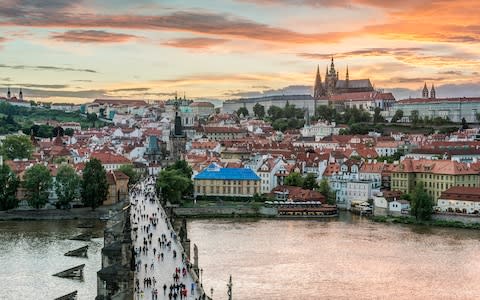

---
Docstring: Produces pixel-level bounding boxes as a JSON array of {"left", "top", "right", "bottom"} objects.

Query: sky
[{"left": 0, "top": 0, "right": 479, "bottom": 103}]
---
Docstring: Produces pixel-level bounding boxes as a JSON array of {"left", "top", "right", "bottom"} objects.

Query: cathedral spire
[
  {"left": 330, "top": 56, "right": 335, "bottom": 74},
  {"left": 313, "top": 65, "right": 324, "bottom": 99},
  {"left": 346, "top": 65, "right": 349, "bottom": 88},
  {"left": 422, "top": 82, "right": 429, "bottom": 98},
  {"left": 430, "top": 84, "right": 436, "bottom": 99}
]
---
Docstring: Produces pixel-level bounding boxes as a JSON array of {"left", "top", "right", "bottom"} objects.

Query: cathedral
[{"left": 313, "top": 57, "right": 374, "bottom": 99}]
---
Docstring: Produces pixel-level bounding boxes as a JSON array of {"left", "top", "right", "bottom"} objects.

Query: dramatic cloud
[
  {"left": 0, "top": 64, "right": 97, "bottom": 73},
  {"left": 110, "top": 87, "right": 151, "bottom": 92},
  {"left": 51, "top": 30, "right": 137, "bottom": 43},
  {"left": 12, "top": 83, "right": 70, "bottom": 89},
  {"left": 385, "top": 82, "right": 480, "bottom": 99},
  {"left": 162, "top": 37, "right": 228, "bottom": 49},
  {"left": 0, "top": 8, "right": 350, "bottom": 44}
]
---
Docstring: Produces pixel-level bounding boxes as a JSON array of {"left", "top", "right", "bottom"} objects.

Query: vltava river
[
  {"left": 188, "top": 214, "right": 480, "bottom": 300},
  {"left": 0, "top": 220, "right": 104, "bottom": 300}
]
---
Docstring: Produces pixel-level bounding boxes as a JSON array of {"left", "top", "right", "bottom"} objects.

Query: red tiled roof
[
  {"left": 440, "top": 186, "right": 480, "bottom": 202},
  {"left": 330, "top": 91, "right": 395, "bottom": 102},
  {"left": 91, "top": 152, "right": 131, "bottom": 164},
  {"left": 396, "top": 159, "right": 478, "bottom": 175}
]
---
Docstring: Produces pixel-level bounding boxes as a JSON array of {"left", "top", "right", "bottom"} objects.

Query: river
[
  {"left": 188, "top": 213, "right": 480, "bottom": 300},
  {"left": 0, "top": 220, "right": 104, "bottom": 300},
  {"left": 1, "top": 215, "right": 479, "bottom": 300}
]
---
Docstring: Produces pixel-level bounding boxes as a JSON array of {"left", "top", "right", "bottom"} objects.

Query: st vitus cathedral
[{"left": 313, "top": 57, "right": 374, "bottom": 99}]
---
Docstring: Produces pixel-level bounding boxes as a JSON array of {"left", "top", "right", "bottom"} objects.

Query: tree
[
  {"left": 318, "top": 178, "right": 336, "bottom": 205},
  {"left": 156, "top": 169, "right": 191, "bottom": 204},
  {"left": 118, "top": 164, "right": 140, "bottom": 187},
  {"left": 23, "top": 164, "right": 52, "bottom": 209},
  {"left": 302, "top": 173, "right": 319, "bottom": 190},
  {"left": 81, "top": 158, "right": 108, "bottom": 210},
  {"left": 64, "top": 128, "right": 75, "bottom": 137},
  {"left": 267, "top": 105, "right": 284, "bottom": 120},
  {"left": 0, "top": 135, "right": 34, "bottom": 160},
  {"left": 52, "top": 126, "right": 65, "bottom": 137},
  {"left": 373, "top": 107, "right": 385, "bottom": 124},
  {"left": 253, "top": 103, "right": 265, "bottom": 119},
  {"left": 284, "top": 172, "right": 304, "bottom": 187},
  {"left": 391, "top": 109, "right": 403, "bottom": 123},
  {"left": 55, "top": 165, "right": 81, "bottom": 208},
  {"left": 165, "top": 160, "right": 193, "bottom": 196},
  {"left": 237, "top": 107, "right": 249, "bottom": 117},
  {"left": 0, "top": 164, "right": 19, "bottom": 210},
  {"left": 461, "top": 117, "right": 469, "bottom": 130},
  {"left": 87, "top": 113, "right": 98, "bottom": 128},
  {"left": 410, "top": 182, "right": 434, "bottom": 221},
  {"left": 410, "top": 110, "right": 420, "bottom": 125}
]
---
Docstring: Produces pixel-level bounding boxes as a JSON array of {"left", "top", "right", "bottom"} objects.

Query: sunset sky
[{"left": 0, "top": 0, "right": 479, "bottom": 103}]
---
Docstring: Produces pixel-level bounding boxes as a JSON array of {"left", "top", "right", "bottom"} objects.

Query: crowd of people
[{"left": 130, "top": 176, "right": 207, "bottom": 300}]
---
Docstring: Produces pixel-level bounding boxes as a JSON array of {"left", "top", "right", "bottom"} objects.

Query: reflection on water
[
  {"left": 188, "top": 214, "right": 480, "bottom": 300},
  {"left": 0, "top": 220, "right": 104, "bottom": 300}
]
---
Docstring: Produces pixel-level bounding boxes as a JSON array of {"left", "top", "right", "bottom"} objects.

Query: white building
[
  {"left": 256, "top": 156, "right": 286, "bottom": 194},
  {"left": 301, "top": 121, "right": 341, "bottom": 141},
  {"left": 436, "top": 186, "right": 480, "bottom": 214}
]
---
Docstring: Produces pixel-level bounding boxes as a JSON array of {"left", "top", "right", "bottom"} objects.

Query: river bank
[
  {"left": 0, "top": 203, "right": 124, "bottom": 221},
  {"left": 372, "top": 215, "right": 480, "bottom": 230}
]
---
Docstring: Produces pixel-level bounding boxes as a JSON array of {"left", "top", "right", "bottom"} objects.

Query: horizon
[{"left": 1, "top": 0, "right": 479, "bottom": 104}]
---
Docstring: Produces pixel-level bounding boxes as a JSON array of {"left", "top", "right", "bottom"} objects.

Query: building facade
[
  {"left": 390, "top": 159, "right": 480, "bottom": 202},
  {"left": 193, "top": 164, "right": 260, "bottom": 198}
]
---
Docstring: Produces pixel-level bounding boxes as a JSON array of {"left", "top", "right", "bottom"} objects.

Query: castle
[{"left": 313, "top": 57, "right": 374, "bottom": 99}]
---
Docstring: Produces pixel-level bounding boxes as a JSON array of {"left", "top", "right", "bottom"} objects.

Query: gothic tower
[
  {"left": 326, "top": 57, "right": 337, "bottom": 95},
  {"left": 345, "top": 66, "right": 349, "bottom": 89},
  {"left": 422, "top": 82, "right": 429, "bottom": 98},
  {"left": 170, "top": 101, "right": 187, "bottom": 161},
  {"left": 430, "top": 84, "right": 436, "bottom": 99},
  {"left": 313, "top": 65, "right": 325, "bottom": 99}
]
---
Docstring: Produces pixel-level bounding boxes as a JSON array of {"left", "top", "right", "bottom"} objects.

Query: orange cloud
[
  {"left": 51, "top": 30, "right": 137, "bottom": 43},
  {"left": 162, "top": 37, "right": 228, "bottom": 49}
]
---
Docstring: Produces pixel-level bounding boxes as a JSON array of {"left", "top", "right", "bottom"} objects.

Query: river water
[
  {"left": 1, "top": 215, "right": 479, "bottom": 300},
  {"left": 0, "top": 220, "right": 104, "bottom": 300},
  {"left": 188, "top": 213, "right": 480, "bottom": 300}
]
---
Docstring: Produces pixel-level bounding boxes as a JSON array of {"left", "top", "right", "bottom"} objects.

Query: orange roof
[
  {"left": 396, "top": 159, "right": 478, "bottom": 175},
  {"left": 91, "top": 152, "right": 131, "bottom": 164},
  {"left": 440, "top": 186, "right": 480, "bottom": 202}
]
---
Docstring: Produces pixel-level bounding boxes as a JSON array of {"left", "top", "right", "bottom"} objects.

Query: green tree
[
  {"left": 118, "top": 164, "right": 140, "bottom": 187},
  {"left": 87, "top": 113, "right": 98, "bottom": 128},
  {"left": 284, "top": 172, "right": 304, "bottom": 187},
  {"left": 81, "top": 158, "right": 108, "bottom": 210},
  {"left": 318, "top": 178, "right": 336, "bottom": 205},
  {"left": 156, "top": 169, "right": 191, "bottom": 204},
  {"left": 272, "top": 118, "right": 289, "bottom": 131},
  {"left": 64, "top": 128, "right": 75, "bottom": 136},
  {"left": 0, "top": 135, "right": 34, "bottom": 160},
  {"left": 0, "top": 164, "right": 19, "bottom": 210},
  {"left": 52, "top": 126, "right": 65, "bottom": 137},
  {"left": 410, "top": 182, "right": 434, "bottom": 221},
  {"left": 302, "top": 173, "right": 319, "bottom": 190},
  {"left": 253, "top": 103, "right": 265, "bottom": 119},
  {"left": 237, "top": 107, "right": 249, "bottom": 117},
  {"left": 55, "top": 165, "right": 81, "bottom": 208},
  {"left": 391, "top": 109, "right": 403, "bottom": 123},
  {"left": 267, "top": 105, "right": 284, "bottom": 120},
  {"left": 373, "top": 107, "right": 385, "bottom": 124},
  {"left": 461, "top": 117, "right": 469, "bottom": 130},
  {"left": 23, "top": 164, "right": 52, "bottom": 209},
  {"left": 410, "top": 110, "right": 420, "bottom": 125},
  {"left": 165, "top": 160, "right": 193, "bottom": 196}
]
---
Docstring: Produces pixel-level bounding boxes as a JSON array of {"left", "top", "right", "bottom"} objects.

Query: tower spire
[
  {"left": 346, "top": 65, "right": 349, "bottom": 88},
  {"left": 313, "top": 65, "right": 324, "bottom": 99},
  {"left": 422, "top": 82, "right": 429, "bottom": 98},
  {"left": 430, "top": 84, "right": 436, "bottom": 99}
]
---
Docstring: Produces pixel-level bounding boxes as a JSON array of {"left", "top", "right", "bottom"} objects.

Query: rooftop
[{"left": 194, "top": 164, "right": 260, "bottom": 181}]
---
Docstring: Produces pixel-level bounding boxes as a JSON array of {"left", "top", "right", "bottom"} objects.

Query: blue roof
[{"left": 194, "top": 164, "right": 260, "bottom": 181}]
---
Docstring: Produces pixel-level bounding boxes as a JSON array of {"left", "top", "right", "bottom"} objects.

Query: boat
[{"left": 270, "top": 201, "right": 338, "bottom": 218}]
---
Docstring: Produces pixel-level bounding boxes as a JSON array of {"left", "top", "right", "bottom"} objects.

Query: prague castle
[{"left": 314, "top": 57, "right": 374, "bottom": 99}]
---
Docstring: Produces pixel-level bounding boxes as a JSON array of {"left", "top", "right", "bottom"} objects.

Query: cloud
[
  {"left": 162, "top": 37, "right": 228, "bottom": 49},
  {"left": 12, "top": 83, "right": 70, "bottom": 89},
  {"left": 438, "top": 71, "right": 463, "bottom": 76},
  {"left": 237, "top": 0, "right": 426, "bottom": 9},
  {"left": 0, "top": 64, "right": 97, "bottom": 73},
  {"left": 0, "top": 77, "right": 11, "bottom": 82},
  {"left": 110, "top": 87, "right": 151, "bottom": 92},
  {"left": 51, "top": 30, "right": 137, "bottom": 43},
  {"left": 298, "top": 47, "right": 480, "bottom": 68},
  {"left": 71, "top": 79, "right": 92, "bottom": 82},
  {"left": 387, "top": 77, "right": 446, "bottom": 84},
  {"left": 0, "top": 7, "right": 350, "bottom": 44}
]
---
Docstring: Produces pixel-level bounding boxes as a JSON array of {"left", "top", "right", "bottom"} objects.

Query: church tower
[
  {"left": 313, "top": 65, "right": 324, "bottom": 99},
  {"left": 326, "top": 57, "right": 337, "bottom": 95},
  {"left": 430, "top": 84, "right": 436, "bottom": 99},
  {"left": 422, "top": 82, "right": 429, "bottom": 98},
  {"left": 345, "top": 66, "right": 349, "bottom": 89},
  {"left": 7, "top": 87, "right": 11, "bottom": 99},
  {"left": 170, "top": 100, "right": 187, "bottom": 161}
]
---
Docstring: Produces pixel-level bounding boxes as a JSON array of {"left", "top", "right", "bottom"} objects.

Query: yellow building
[
  {"left": 193, "top": 164, "right": 260, "bottom": 198},
  {"left": 391, "top": 159, "right": 479, "bottom": 202}
]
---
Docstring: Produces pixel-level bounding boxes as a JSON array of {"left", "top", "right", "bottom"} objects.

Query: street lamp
[
  {"left": 200, "top": 268, "right": 203, "bottom": 287},
  {"left": 210, "top": 287, "right": 214, "bottom": 299}
]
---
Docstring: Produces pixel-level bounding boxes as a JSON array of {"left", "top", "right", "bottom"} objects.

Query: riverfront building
[
  {"left": 437, "top": 186, "right": 480, "bottom": 214},
  {"left": 390, "top": 159, "right": 480, "bottom": 202},
  {"left": 193, "top": 163, "right": 260, "bottom": 199}
]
